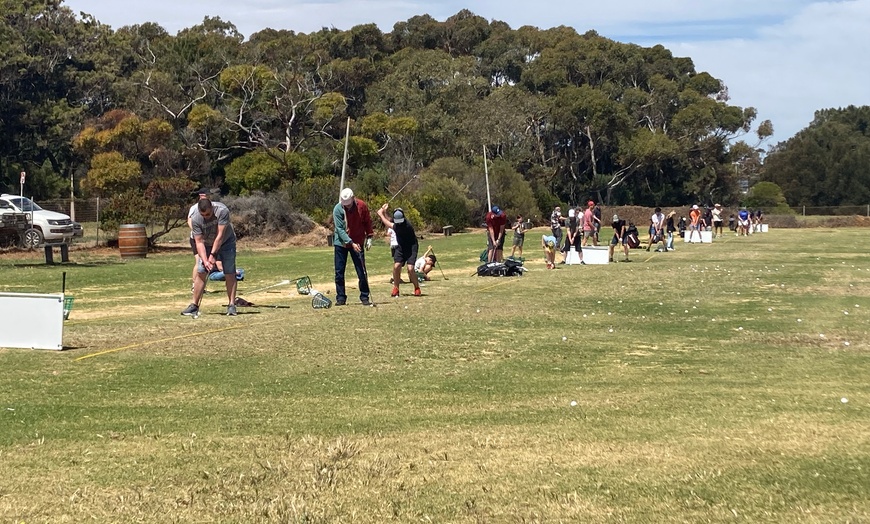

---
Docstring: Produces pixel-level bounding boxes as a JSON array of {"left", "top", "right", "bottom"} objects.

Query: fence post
[
  {"left": 802, "top": 206, "right": 806, "bottom": 216},
  {"left": 95, "top": 197, "right": 100, "bottom": 247}
]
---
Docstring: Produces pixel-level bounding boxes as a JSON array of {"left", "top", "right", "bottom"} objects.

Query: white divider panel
[
  {"left": 565, "top": 247, "right": 582, "bottom": 265},
  {"left": 582, "top": 246, "right": 610, "bottom": 264},
  {"left": 0, "top": 293, "right": 64, "bottom": 350},
  {"left": 684, "top": 230, "right": 713, "bottom": 243}
]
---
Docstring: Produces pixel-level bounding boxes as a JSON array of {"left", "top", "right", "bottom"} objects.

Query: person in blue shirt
[
  {"left": 737, "top": 208, "right": 752, "bottom": 236},
  {"left": 542, "top": 234, "right": 557, "bottom": 269}
]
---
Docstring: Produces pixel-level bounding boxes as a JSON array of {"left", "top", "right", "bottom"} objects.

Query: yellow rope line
[{"left": 73, "top": 318, "right": 283, "bottom": 361}]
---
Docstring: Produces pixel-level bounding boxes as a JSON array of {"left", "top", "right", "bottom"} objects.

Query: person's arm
[
  {"left": 376, "top": 203, "right": 394, "bottom": 229},
  {"left": 333, "top": 204, "right": 353, "bottom": 247}
]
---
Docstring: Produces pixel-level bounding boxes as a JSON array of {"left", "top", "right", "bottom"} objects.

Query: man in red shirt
[
  {"left": 485, "top": 205, "right": 507, "bottom": 263},
  {"left": 333, "top": 188, "right": 374, "bottom": 306},
  {"left": 582, "top": 200, "right": 600, "bottom": 246}
]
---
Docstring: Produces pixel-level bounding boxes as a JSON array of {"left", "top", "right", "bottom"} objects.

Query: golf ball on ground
[
  {"left": 570, "top": 400, "right": 577, "bottom": 407},
  {"left": 562, "top": 336, "right": 567, "bottom": 341},
  {"left": 841, "top": 398, "right": 848, "bottom": 403}
]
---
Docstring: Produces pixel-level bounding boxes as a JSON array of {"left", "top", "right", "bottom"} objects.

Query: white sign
[
  {"left": 0, "top": 292, "right": 64, "bottom": 350},
  {"left": 19, "top": 171, "right": 25, "bottom": 184}
]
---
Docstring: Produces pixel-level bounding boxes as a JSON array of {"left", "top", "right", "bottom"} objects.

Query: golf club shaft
[
  {"left": 247, "top": 279, "right": 291, "bottom": 294},
  {"left": 387, "top": 175, "right": 417, "bottom": 204},
  {"left": 436, "top": 260, "right": 448, "bottom": 280}
]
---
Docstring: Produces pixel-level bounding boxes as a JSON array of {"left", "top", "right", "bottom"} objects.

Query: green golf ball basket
[{"left": 63, "top": 296, "right": 75, "bottom": 320}]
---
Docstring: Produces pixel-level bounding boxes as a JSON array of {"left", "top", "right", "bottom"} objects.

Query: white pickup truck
[{"left": 0, "top": 194, "right": 74, "bottom": 247}]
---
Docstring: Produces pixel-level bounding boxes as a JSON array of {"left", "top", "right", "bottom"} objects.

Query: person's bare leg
[{"left": 225, "top": 273, "right": 237, "bottom": 306}]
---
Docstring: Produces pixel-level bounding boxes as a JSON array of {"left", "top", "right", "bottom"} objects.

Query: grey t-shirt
[{"left": 190, "top": 202, "right": 235, "bottom": 247}]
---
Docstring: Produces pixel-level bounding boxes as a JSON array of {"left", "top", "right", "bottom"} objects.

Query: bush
[{"left": 223, "top": 193, "right": 316, "bottom": 241}]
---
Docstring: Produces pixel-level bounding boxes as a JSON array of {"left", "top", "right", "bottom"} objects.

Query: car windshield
[{"left": 5, "top": 197, "right": 42, "bottom": 212}]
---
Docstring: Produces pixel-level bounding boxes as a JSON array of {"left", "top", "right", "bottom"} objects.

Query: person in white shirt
[{"left": 645, "top": 207, "right": 666, "bottom": 252}]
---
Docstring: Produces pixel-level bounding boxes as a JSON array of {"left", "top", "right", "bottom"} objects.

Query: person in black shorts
[
  {"left": 609, "top": 214, "right": 631, "bottom": 262},
  {"left": 377, "top": 203, "right": 421, "bottom": 297}
]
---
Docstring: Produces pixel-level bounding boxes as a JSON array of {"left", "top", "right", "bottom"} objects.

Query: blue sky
[{"left": 63, "top": 0, "right": 870, "bottom": 144}]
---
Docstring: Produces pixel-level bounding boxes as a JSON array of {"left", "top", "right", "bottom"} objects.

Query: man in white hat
[{"left": 333, "top": 188, "right": 374, "bottom": 306}]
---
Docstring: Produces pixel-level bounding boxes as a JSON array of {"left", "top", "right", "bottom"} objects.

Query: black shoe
[
  {"left": 181, "top": 303, "right": 199, "bottom": 316},
  {"left": 361, "top": 299, "right": 372, "bottom": 306},
  {"left": 335, "top": 299, "right": 347, "bottom": 306},
  {"left": 580, "top": 261, "right": 586, "bottom": 265},
  {"left": 624, "top": 259, "right": 632, "bottom": 262}
]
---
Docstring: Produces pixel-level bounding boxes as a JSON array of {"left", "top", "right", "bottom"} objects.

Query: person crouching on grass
[
  {"left": 542, "top": 234, "right": 557, "bottom": 269},
  {"left": 377, "top": 203, "right": 421, "bottom": 297}
]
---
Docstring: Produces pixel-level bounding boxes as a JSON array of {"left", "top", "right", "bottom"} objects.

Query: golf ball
[
  {"left": 562, "top": 336, "right": 567, "bottom": 341},
  {"left": 841, "top": 398, "right": 848, "bottom": 404},
  {"left": 570, "top": 400, "right": 577, "bottom": 407}
]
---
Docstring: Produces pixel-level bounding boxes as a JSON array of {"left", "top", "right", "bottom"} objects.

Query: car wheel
[{"left": 22, "top": 227, "right": 43, "bottom": 248}]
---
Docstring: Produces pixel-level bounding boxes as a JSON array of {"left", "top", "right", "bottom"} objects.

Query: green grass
[{"left": 1, "top": 228, "right": 869, "bottom": 522}]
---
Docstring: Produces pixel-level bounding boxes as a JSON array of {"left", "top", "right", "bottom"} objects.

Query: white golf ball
[
  {"left": 797, "top": 319, "right": 802, "bottom": 323},
  {"left": 570, "top": 400, "right": 577, "bottom": 407},
  {"left": 844, "top": 341, "right": 851, "bottom": 346},
  {"left": 841, "top": 397, "right": 848, "bottom": 404},
  {"left": 476, "top": 309, "right": 480, "bottom": 313},
  {"left": 562, "top": 336, "right": 567, "bottom": 341},
  {"left": 404, "top": 306, "right": 408, "bottom": 309}
]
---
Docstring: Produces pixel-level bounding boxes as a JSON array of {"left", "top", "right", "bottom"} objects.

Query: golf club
[
  {"left": 245, "top": 279, "right": 291, "bottom": 295},
  {"left": 360, "top": 251, "right": 376, "bottom": 307},
  {"left": 387, "top": 174, "right": 418, "bottom": 205},
  {"left": 436, "top": 259, "right": 448, "bottom": 280}
]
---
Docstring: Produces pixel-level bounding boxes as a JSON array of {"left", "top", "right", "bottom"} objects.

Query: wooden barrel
[{"left": 118, "top": 224, "right": 148, "bottom": 259}]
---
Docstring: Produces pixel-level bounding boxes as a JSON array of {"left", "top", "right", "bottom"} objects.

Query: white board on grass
[
  {"left": 0, "top": 292, "right": 64, "bottom": 350},
  {"left": 582, "top": 246, "right": 610, "bottom": 264},
  {"left": 684, "top": 230, "right": 713, "bottom": 243}
]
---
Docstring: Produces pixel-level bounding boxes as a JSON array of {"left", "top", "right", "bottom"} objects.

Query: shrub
[{"left": 223, "top": 193, "right": 315, "bottom": 241}]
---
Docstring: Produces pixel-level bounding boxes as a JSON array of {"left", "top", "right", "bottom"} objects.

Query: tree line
[{"left": 3, "top": 0, "right": 863, "bottom": 236}]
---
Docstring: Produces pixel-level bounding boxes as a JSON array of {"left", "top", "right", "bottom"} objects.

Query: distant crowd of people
[{"left": 540, "top": 202, "right": 765, "bottom": 267}]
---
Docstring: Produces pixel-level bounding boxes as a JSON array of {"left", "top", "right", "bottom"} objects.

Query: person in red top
[
  {"left": 582, "top": 200, "right": 600, "bottom": 246},
  {"left": 332, "top": 188, "right": 374, "bottom": 306},
  {"left": 485, "top": 205, "right": 507, "bottom": 263},
  {"left": 688, "top": 204, "right": 702, "bottom": 243}
]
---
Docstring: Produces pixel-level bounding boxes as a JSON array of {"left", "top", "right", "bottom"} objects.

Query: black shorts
[
  {"left": 393, "top": 243, "right": 418, "bottom": 265},
  {"left": 189, "top": 237, "right": 197, "bottom": 255}
]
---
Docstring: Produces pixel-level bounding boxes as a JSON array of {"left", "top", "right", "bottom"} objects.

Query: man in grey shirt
[{"left": 182, "top": 198, "right": 238, "bottom": 317}]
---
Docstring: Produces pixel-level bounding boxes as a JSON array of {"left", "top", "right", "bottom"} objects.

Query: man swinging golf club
[
  {"left": 333, "top": 188, "right": 374, "bottom": 306},
  {"left": 182, "top": 198, "right": 238, "bottom": 317}
]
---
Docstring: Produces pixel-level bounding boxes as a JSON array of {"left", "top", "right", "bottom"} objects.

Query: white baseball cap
[{"left": 340, "top": 188, "right": 354, "bottom": 206}]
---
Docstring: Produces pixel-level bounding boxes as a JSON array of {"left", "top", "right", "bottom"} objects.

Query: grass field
[{"left": 1, "top": 228, "right": 868, "bottom": 523}]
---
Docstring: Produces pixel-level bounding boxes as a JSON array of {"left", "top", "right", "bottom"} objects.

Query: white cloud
[{"left": 665, "top": 0, "right": 870, "bottom": 142}]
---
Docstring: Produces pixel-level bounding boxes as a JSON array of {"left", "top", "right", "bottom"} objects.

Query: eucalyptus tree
[
  {"left": 763, "top": 106, "right": 870, "bottom": 206},
  {"left": 0, "top": 0, "right": 121, "bottom": 197}
]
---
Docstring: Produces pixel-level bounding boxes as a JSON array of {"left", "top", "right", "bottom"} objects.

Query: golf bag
[
  {"left": 476, "top": 258, "right": 524, "bottom": 277},
  {"left": 624, "top": 224, "right": 640, "bottom": 249}
]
